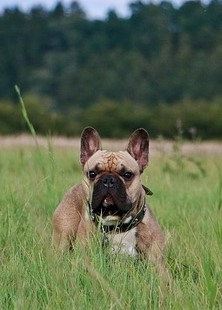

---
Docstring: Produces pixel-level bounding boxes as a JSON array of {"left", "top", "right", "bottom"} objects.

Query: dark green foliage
[
  {"left": 1, "top": 1, "right": 222, "bottom": 138},
  {"left": 1, "top": 96, "right": 222, "bottom": 138}
]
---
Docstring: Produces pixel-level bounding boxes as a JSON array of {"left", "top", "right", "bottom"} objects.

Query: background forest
[{"left": 0, "top": 0, "right": 222, "bottom": 138}]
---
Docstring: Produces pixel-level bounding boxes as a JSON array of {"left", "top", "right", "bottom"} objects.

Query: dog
[{"left": 52, "top": 127, "right": 165, "bottom": 267}]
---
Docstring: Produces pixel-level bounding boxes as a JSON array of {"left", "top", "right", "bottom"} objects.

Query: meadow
[{"left": 0, "top": 137, "right": 221, "bottom": 309}]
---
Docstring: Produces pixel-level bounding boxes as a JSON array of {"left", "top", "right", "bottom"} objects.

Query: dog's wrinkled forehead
[{"left": 84, "top": 150, "right": 139, "bottom": 173}]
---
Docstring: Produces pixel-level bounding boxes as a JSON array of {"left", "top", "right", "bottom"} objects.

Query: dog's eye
[
  {"left": 88, "top": 170, "right": 97, "bottom": 180},
  {"left": 123, "top": 171, "right": 133, "bottom": 180}
]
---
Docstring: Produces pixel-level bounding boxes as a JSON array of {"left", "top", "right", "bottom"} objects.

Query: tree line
[{"left": 0, "top": 0, "right": 222, "bottom": 138}]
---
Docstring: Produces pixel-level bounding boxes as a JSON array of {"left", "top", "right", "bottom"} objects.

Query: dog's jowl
[{"left": 52, "top": 127, "right": 165, "bottom": 267}]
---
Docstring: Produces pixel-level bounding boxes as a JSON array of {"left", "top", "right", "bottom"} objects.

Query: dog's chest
[{"left": 105, "top": 227, "right": 138, "bottom": 256}]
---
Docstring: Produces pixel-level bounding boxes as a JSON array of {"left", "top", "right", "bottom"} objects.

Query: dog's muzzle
[
  {"left": 91, "top": 173, "right": 133, "bottom": 217},
  {"left": 87, "top": 173, "right": 147, "bottom": 233}
]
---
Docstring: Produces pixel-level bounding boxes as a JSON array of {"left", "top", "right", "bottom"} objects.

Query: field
[{"left": 1, "top": 136, "right": 222, "bottom": 309}]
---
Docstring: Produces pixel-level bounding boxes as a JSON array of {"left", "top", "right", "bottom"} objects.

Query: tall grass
[{"left": 0, "top": 140, "right": 221, "bottom": 309}]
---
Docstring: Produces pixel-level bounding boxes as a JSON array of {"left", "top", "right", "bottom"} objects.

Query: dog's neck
[
  {"left": 87, "top": 200, "right": 147, "bottom": 233},
  {"left": 86, "top": 200, "right": 147, "bottom": 257}
]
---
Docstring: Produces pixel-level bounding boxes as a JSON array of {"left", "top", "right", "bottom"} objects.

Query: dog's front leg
[
  {"left": 136, "top": 208, "right": 168, "bottom": 273},
  {"left": 52, "top": 184, "right": 87, "bottom": 251},
  {"left": 52, "top": 209, "right": 81, "bottom": 251}
]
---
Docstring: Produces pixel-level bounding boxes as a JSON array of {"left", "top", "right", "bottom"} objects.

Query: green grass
[{"left": 0, "top": 143, "right": 222, "bottom": 309}]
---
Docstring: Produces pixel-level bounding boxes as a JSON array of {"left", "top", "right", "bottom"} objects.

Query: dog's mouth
[
  {"left": 93, "top": 194, "right": 127, "bottom": 218},
  {"left": 102, "top": 194, "right": 114, "bottom": 207}
]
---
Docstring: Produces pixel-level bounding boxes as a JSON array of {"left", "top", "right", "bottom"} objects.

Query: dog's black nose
[{"left": 102, "top": 175, "right": 115, "bottom": 188}]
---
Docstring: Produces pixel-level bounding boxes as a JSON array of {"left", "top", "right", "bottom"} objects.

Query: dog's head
[{"left": 80, "top": 127, "right": 149, "bottom": 226}]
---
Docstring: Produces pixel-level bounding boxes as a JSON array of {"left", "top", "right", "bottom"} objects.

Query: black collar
[{"left": 87, "top": 202, "right": 147, "bottom": 233}]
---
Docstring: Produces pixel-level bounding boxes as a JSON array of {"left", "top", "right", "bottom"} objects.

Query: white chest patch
[{"left": 106, "top": 227, "right": 137, "bottom": 257}]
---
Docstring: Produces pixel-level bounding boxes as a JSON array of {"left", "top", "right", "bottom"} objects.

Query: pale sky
[
  {"left": 0, "top": 0, "right": 133, "bottom": 18},
  {"left": 0, "top": 0, "right": 183, "bottom": 19}
]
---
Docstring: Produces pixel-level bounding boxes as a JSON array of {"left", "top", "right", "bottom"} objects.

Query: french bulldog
[{"left": 52, "top": 127, "right": 165, "bottom": 267}]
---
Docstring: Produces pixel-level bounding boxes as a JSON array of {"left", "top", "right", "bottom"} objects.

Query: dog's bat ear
[
  {"left": 80, "top": 127, "right": 102, "bottom": 166},
  {"left": 126, "top": 128, "right": 149, "bottom": 173}
]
